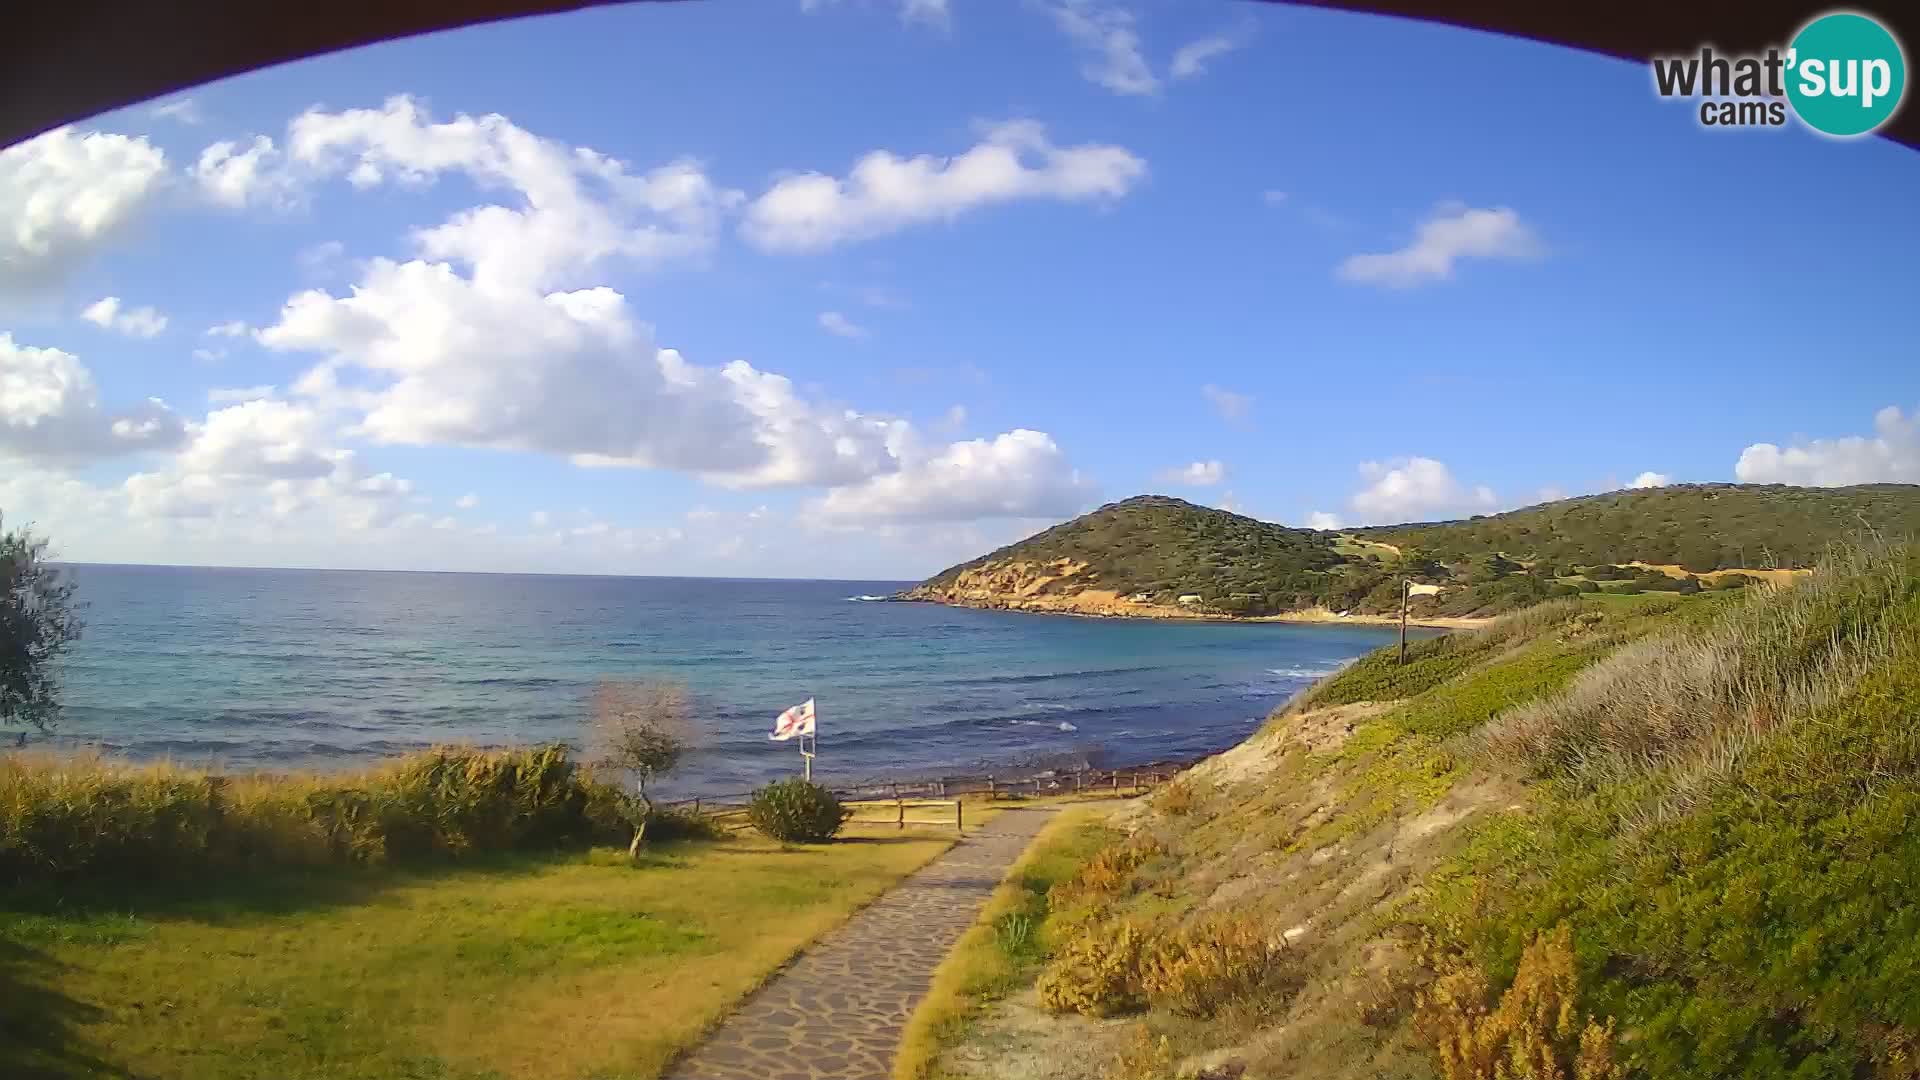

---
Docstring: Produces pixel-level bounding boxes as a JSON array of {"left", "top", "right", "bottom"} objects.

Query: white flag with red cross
[{"left": 770, "top": 698, "right": 816, "bottom": 741}]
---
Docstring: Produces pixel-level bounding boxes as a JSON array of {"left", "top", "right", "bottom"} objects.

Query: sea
[{"left": 40, "top": 564, "right": 1430, "bottom": 797}]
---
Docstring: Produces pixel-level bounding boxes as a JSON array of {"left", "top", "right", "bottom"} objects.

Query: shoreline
[{"left": 891, "top": 593, "right": 1488, "bottom": 630}]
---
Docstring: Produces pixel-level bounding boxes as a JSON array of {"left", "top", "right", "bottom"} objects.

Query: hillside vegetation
[
  {"left": 905, "top": 486, "right": 1920, "bottom": 620},
  {"left": 1364, "top": 482, "right": 1920, "bottom": 572},
  {"left": 914, "top": 540, "right": 1920, "bottom": 1080}
]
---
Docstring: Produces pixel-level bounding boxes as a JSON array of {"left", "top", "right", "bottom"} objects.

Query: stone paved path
[{"left": 664, "top": 808, "right": 1059, "bottom": 1080}]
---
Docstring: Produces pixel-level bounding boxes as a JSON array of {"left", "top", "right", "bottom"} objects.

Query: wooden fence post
[
  {"left": 987, "top": 777, "right": 996, "bottom": 799},
  {"left": 955, "top": 799, "right": 964, "bottom": 833},
  {"left": 897, "top": 798, "right": 905, "bottom": 830},
  {"left": 693, "top": 798, "right": 701, "bottom": 815},
  {"left": 1111, "top": 773, "right": 1120, "bottom": 794}
]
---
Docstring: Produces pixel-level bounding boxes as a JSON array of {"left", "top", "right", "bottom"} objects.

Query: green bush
[
  {"left": 0, "top": 745, "right": 621, "bottom": 887},
  {"left": 745, "top": 778, "right": 850, "bottom": 843}
]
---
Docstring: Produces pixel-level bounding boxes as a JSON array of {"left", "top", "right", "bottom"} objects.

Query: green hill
[
  {"left": 906, "top": 485, "right": 1920, "bottom": 619},
  {"left": 1369, "top": 482, "right": 1920, "bottom": 572}
]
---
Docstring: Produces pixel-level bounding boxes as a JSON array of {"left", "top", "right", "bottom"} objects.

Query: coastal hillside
[
  {"left": 915, "top": 541, "right": 1920, "bottom": 1080},
  {"left": 904, "top": 485, "right": 1920, "bottom": 620},
  {"left": 1366, "top": 482, "right": 1920, "bottom": 571}
]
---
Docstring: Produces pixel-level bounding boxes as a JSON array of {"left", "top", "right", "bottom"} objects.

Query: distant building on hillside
[{"left": 1176, "top": 594, "right": 1203, "bottom": 605}]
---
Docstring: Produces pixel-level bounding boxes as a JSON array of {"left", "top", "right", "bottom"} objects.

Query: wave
[
  {"left": 846, "top": 594, "right": 893, "bottom": 602},
  {"left": 1266, "top": 663, "right": 1347, "bottom": 679}
]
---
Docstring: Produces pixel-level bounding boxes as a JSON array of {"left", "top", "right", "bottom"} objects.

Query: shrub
[
  {"left": 1048, "top": 839, "right": 1162, "bottom": 908},
  {"left": 1, "top": 519, "right": 83, "bottom": 734},
  {"left": 745, "top": 778, "right": 849, "bottom": 843},
  {"left": 1155, "top": 778, "right": 1200, "bottom": 816},
  {"left": 1037, "top": 919, "right": 1152, "bottom": 1016},
  {"left": 1415, "top": 926, "right": 1622, "bottom": 1080},
  {"left": 1141, "top": 913, "right": 1299, "bottom": 1018},
  {"left": 0, "top": 745, "right": 612, "bottom": 887}
]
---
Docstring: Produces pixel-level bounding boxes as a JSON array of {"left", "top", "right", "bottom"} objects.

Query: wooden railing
[{"left": 660, "top": 756, "right": 1203, "bottom": 835}]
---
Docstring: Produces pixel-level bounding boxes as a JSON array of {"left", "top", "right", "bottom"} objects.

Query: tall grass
[
  {"left": 1477, "top": 539, "right": 1920, "bottom": 824},
  {"left": 0, "top": 744, "right": 641, "bottom": 888}
]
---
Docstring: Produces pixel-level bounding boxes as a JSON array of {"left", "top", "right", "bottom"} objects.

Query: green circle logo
[{"left": 1786, "top": 12, "right": 1907, "bottom": 137}]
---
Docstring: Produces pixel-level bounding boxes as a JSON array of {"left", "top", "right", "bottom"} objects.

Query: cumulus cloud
[
  {"left": 81, "top": 296, "right": 168, "bottom": 338},
  {"left": 1629, "top": 471, "right": 1670, "bottom": 489},
  {"left": 283, "top": 95, "right": 743, "bottom": 291},
  {"left": 813, "top": 429, "right": 1094, "bottom": 520},
  {"left": 1337, "top": 204, "right": 1540, "bottom": 288},
  {"left": 1735, "top": 406, "right": 1920, "bottom": 486},
  {"left": 191, "top": 135, "right": 301, "bottom": 211},
  {"left": 1346, "top": 457, "right": 1498, "bottom": 524},
  {"left": 1305, "top": 511, "right": 1344, "bottom": 531},
  {"left": 122, "top": 398, "right": 415, "bottom": 528},
  {"left": 1201, "top": 383, "right": 1252, "bottom": 423},
  {"left": 0, "top": 126, "right": 169, "bottom": 293},
  {"left": 0, "top": 333, "right": 185, "bottom": 464},
  {"left": 1158, "top": 460, "right": 1224, "bottom": 486},
  {"left": 741, "top": 119, "right": 1145, "bottom": 253},
  {"left": 818, "top": 310, "right": 868, "bottom": 338}
]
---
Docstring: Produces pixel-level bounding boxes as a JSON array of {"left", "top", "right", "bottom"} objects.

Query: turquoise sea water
[{"left": 45, "top": 565, "right": 1423, "bottom": 795}]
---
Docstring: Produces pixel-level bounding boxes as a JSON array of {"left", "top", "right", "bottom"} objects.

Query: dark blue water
[{"left": 46, "top": 565, "right": 1418, "bottom": 795}]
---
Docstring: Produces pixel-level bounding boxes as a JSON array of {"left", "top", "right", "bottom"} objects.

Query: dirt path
[{"left": 663, "top": 808, "right": 1059, "bottom": 1080}]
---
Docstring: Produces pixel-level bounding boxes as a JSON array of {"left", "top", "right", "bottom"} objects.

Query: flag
[
  {"left": 771, "top": 698, "right": 816, "bottom": 741},
  {"left": 1407, "top": 582, "right": 1446, "bottom": 597}
]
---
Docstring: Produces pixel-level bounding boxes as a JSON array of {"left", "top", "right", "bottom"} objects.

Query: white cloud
[
  {"left": 934, "top": 404, "right": 968, "bottom": 435},
  {"left": 814, "top": 429, "right": 1095, "bottom": 520},
  {"left": 1201, "top": 383, "right": 1252, "bottom": 423},
  {"left": 1170, "top": 29, "right": 1248, "bottom": 80},
  {"left": 284, "top": 95, "right": 743, "bottom": 291},
  {"left": 741, "top": 119, "right": 1145, "bottom": 253},
  {"left": 1042, "top": 1, "right": 1160, "bottom": 96},
  {"left": 1735, "top": 406, "right": 1920, "bottom": 486},
  {"left": 1347, "top": 457, "right": 1498, "bottom": 524},
  {"left": 191, "top": 135, "right": 301, "bottom": 211},
  {"left": 1337, "top": 204, "right": 1541, "bottom": 288},
  {"left": 81, "top": 296, "right": 168, "bottom": 338},
  {"left": 1305, "top": 511, "right": 1344, "bottom": 531},
  {"left": 0, "top": 126, "right": 169, "bottom": 293},
  {"left": 207, "top": 385, "right": 275, "bottom": 404},
  {"left": 800, "top": 0, "right": 948, "bottom": 24},
  {"left": 1629, "top": 471, "right": 1670, "bottom": 489},
  {"left": 0, "top": 333, "right": 186, "bottom": 464},
  {"left": 818, "top": 310, "right": 868, "bottom": 338},
  {"left": 152, "top": 98, "right": 203, "bottom": 125},
  {"left": 454, "top": 493, "right": 480, "bottom": 510},
  {"left": 206, "top": 320, "right": 251, "bottom": 338},
  {"left": 1158, "top": 459, "right": 1224, "bottom": 486}
]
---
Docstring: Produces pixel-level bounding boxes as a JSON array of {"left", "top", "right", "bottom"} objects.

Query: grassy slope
[
  {"left": 947, "top": 553, "right": 1920, "bottom": 1079},
  {"left": 2, "top": 830, "right": 962, "bottom": 1080}
]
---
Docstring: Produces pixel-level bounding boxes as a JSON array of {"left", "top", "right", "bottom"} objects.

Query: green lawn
[{"left": 2, "top": 830, "right": 962, "bottom": 1080}]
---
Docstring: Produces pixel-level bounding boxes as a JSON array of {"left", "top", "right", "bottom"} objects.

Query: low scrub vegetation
[
  {"left": 0, "top": 745, "right": 655, "bottom": 887},
  {"left": 957, "top": 537, "right": 1920, "bottom": 1080},
  {"left": 745, "top": 778, "right": 851, "bottom": 843}
]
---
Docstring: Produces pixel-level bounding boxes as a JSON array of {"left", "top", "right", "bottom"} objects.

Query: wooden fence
[{"left": 660, "top": 757, "right": 1203, "bottom": 835}]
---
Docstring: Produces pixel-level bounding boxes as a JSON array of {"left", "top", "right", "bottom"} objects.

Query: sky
[{"left": 2, "top": 0, "right": 1917, "bottom": 580}]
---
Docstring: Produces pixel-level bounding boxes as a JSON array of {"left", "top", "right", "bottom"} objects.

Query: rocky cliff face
[{"left": 899, "top": 558, "right": 1211, "bottom": 619}]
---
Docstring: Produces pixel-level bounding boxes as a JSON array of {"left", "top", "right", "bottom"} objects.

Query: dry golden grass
[{"left": 1624, "top": 560, "right": 1811, "bottom": 586}]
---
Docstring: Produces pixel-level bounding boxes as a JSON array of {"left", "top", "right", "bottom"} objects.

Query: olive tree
[
  {"left": 2, "top": 519, "right": 83, "bottom": 737},
  {"left": 588, "top": 678, "right": 692, "bottom": 857}
]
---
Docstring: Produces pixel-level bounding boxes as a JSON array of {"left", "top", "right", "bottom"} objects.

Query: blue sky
[{"left": 2, "top": 0, "right": 1917, "bottom": 579}]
